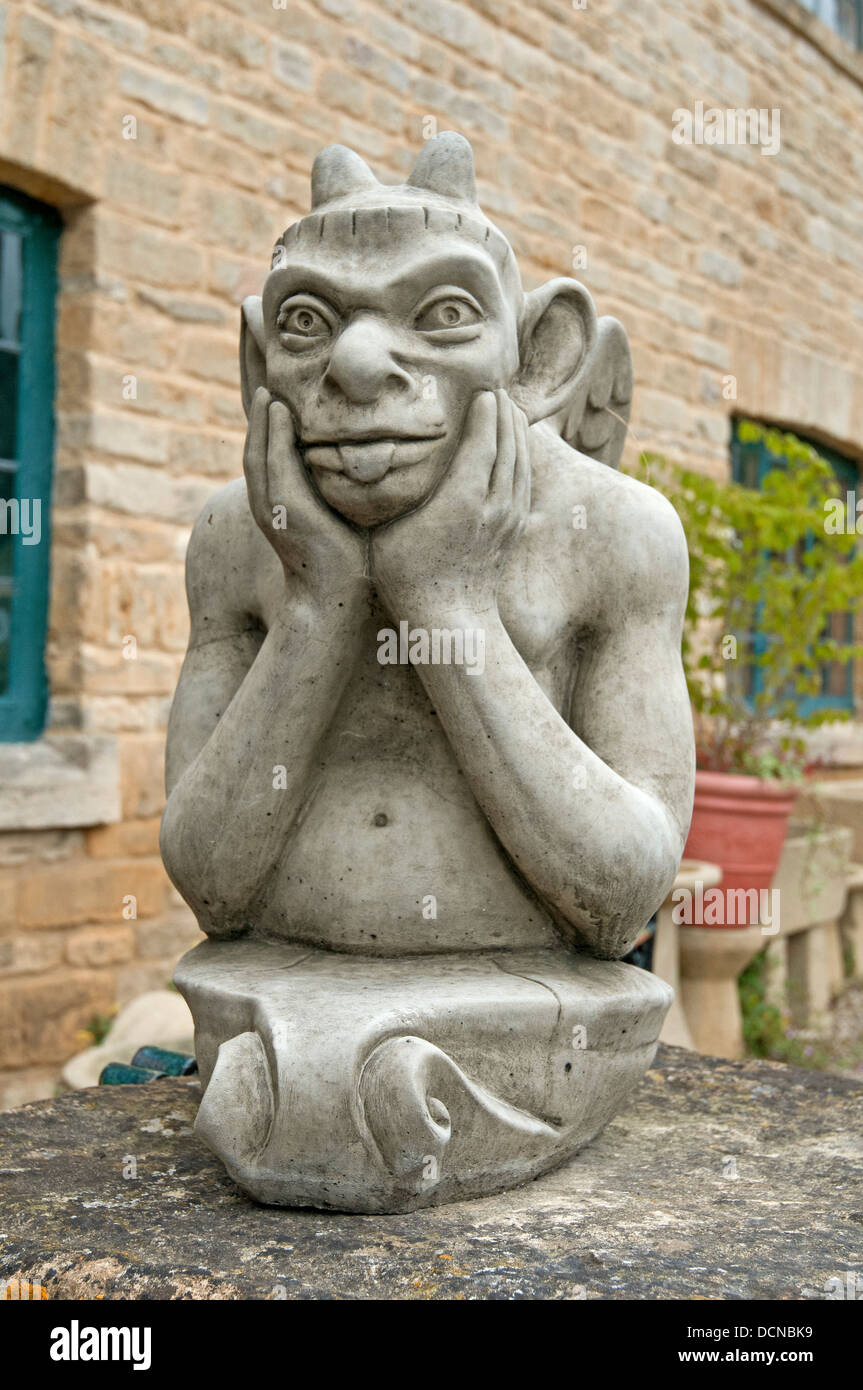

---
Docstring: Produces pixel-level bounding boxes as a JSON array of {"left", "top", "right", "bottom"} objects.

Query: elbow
[
  {"left": 556, "top": 805, "right": 682, "bottom": 960},
  {"left": 159, "top": 790, "right": 181, "bottom": 888},
  {"left": 159, "top": 787, "right": 194, "bottom": 901},
  {"left": 159, "top": 789, "right": 230, "bottom": 936},
  {"left": 160, "top": 790, "right": 204, "bottom": 920}
]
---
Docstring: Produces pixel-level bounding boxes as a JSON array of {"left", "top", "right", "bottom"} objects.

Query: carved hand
[
  {"left": 371, "top": 390, "right": 530, "bottom": 618},
  {"left": 244, "top": 386, "right": 367, "bottom": 603}
]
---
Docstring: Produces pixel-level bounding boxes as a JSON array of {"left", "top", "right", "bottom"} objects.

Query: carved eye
[
  {"left": 276, "top": 297, "right": 334, "bottom": 349},
  {"left": 414, "top": 294, "right": 483, "bottom": 335}
]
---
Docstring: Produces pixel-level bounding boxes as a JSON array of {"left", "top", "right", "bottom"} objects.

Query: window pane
[
  {"left": 0, "top": 229, "right": 22, "bottom": 344},
  {"left": 0, "top": 190, "right": 59, "bottom": 740},
  {"left": 740, "top": 448, "right": 760, "bottom": 489},
  {"left": 732, "top": 420, "right": 857, "bottom": 714},
  {"left": 0, "top": 349, "right": 19, "bottom": 459}
]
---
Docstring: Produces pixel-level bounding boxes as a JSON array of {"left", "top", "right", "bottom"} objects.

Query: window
[
  {"left": 798, "top": 0, "right": 863, "bottom": 48},
  {"left": 731, "top": 419, "right": 858, "bottom": 716},
  {"left": 0, "top": 187, "right": 60, "bottom": 742}
]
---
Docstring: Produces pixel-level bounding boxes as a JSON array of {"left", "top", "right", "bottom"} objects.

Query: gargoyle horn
[
  {"left": 311, "top": 144, "right": 379, "bottom": 208},
  {"left": 407, "top": 131, "right": 477, "bottom": 203}
]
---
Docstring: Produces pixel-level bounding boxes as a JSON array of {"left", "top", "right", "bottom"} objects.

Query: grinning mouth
[{"left": 303, "top": 433, "right": 446, "bottom": 483}]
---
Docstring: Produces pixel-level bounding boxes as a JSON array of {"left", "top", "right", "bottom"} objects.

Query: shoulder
[
  {"left": 184, "top": 477, "right": 274, "bottom": 636},
  {"left": 186, "top": 477, "right": 255, "bottom": 571},
  {"left": 530, "top": 422, "right": 689, "bottom": 617}
]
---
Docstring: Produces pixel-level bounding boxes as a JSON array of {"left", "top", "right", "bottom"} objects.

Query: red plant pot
[{"left": 683, "top": 770, "right": 799, "bottom": 924}]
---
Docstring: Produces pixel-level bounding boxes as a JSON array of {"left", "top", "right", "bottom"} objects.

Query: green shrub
[{"left": 639, "top": 422, "right": 863, "bottom": 776}]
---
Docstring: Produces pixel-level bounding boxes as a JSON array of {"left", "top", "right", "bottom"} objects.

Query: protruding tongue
[{"left": 339, "top": 442, "right": 396, "bottom": 482}]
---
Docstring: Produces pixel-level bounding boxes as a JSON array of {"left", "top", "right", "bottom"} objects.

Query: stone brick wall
[{"left": 0, "top": 0, "right": 861, "bottom": 1105}]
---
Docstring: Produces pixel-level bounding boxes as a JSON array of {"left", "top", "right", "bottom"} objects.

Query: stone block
[
  {"left": 176, "top": 332, "right": 239, "bottom": 387},
  {"left": 211, "top": 102, "right": 282, "bottom": 157},
  {"left": 119, "top": 65, "right": 208, "bottom": 126},
  {"left": 65, "top": 924, "right": 136, "bottom": 968},
  {"left": 189, "top": 11, "right": 266, "bottom": 68},
  {"left": 2, "top": 1047, "right": 860, "bottom": 1297},
  {"left": 271, "top": 40, "right": 316, "bottom": 93},
  {"left": 699, "top": 248, "right": 743, "bottom": 288},
  {"left": 99, "top": 219, "right": 205, "bottom": 291},
  {"left": 42, "top": 37, "right": 110, "bottom": 193},
  {"left": 0, "top": 736, "right": 120, "bottom": 833},
  {"left": 318, "top": 66, "right": 370, "bottom": 118},
  {"left": 86, "top": 818, "right": 162, "bottom": 859},
  {"left": 4, "top": 13, "right": 54, "bottom": 164},
  {"left": 196, "top": 186, "right": 274, "bottom": 257},
  {"left": 0, "top": 831, "right": 85, "bottom": 869},
  {"left": 0, "top": 968, "right": 116, "bottom": 1068},
  {"left": 89, "top": 412, "right": 170, "bottom": 465},
  {"left": 119, "top": 738, "right": 168, "bottom": 819},
  {"left": 78, "top": 647, "right": 182, "bottom": 700},
  {"left": 84, "top": 461, "right": 215, "bottom": 524},
  {"left": 137, "top": 287, "right": 226, "bottom": 325},
  {"left": 17, "top": 858, "right": 166, "bottom": 931},
  {"left": 3, "top": 931, "right": 65, "bottom": 975},
  {"left": 104, "top": 157, "right": 184, "bottom": 229},
  {"left": 35, "top": 0, "right": 147, "bottom": 50}
]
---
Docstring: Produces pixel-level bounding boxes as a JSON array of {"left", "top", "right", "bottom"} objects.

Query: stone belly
[{"left": 264, "top": 759, "right": 558, "bottom": 954}]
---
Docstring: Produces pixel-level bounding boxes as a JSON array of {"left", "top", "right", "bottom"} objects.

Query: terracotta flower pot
[{"left": 683, "top": 770, "right": 799, "bottom": 924}]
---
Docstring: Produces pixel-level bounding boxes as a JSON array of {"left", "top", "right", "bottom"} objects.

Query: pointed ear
[
  {"left": 240, "top": 295, "right": 266, "bottom": 419},
  {"left": 510, "top": 278, "right": 597, "bottom": 425}
]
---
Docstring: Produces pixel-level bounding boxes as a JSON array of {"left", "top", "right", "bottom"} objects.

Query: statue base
[{"left": 174, "top": 939, "right": 672, "bottom": 1214}]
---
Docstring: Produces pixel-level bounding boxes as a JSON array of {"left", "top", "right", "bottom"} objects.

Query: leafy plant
[
  {"left": 639, "top": 422, "right": 863, "bottom": 777},
  {"left": 76, "top": 1010, "right": 116, "bottom": 1049}
]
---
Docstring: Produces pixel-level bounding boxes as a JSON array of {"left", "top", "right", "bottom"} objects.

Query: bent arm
[
  {"left": 403, "top": 526, "right": 694, "bottom": 958},
  {"left": 160, "top": 509, "right": 366, "bottom": 935}
]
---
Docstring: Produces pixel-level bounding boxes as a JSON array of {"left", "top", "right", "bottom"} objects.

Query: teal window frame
[
  {"left": 0, "top": 187, "right": 60, "bottom": 742},
  {"left": 731, "top": 419, "right": 858, "bottom": 718}
]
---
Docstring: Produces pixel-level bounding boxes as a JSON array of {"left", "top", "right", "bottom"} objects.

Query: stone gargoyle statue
[{"left": 161, "top": 132, "right": 694, "bottom": 1213}]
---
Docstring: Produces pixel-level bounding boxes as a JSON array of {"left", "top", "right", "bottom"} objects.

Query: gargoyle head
[{"left": 240, "top": 132, "right": 598, "bottom": 526}]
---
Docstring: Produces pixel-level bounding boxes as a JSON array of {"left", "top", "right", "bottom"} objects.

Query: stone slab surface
[{"left": 0, "top": 1046, "right": 860, "bottom": 1300}]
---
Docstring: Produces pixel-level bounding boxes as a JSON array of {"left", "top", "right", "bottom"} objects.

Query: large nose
[{"left": 323, "top": 316, "right": 413, "bottom": 404}]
